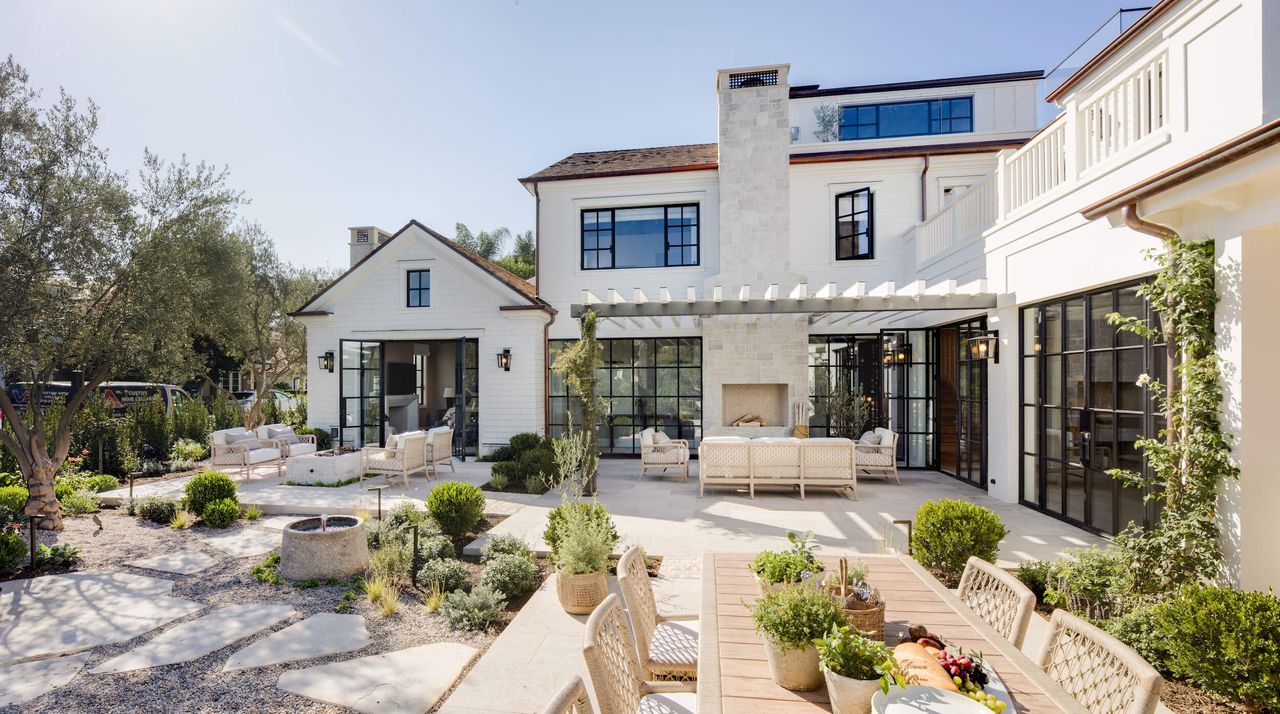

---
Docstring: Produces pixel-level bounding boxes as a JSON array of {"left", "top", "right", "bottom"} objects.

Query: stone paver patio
[
  {"left": 124, "top": 549, "right": 220, "bottom": 575},
  {"left": 223, "top": 613, "right": 372, "bottom": 672},
  {"left": 0, "top": 653, "right": 91, "bottom": 707},
  {"left": 277, "top": 642, "right": 479, "bottom": 714},
  {"left": 91, "top": 603, "right": 297, "bottom": 674}
]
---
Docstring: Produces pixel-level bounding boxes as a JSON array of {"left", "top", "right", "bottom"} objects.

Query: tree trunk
[{"left": 24, "top": 459, "right": 63, "bottom": 531}]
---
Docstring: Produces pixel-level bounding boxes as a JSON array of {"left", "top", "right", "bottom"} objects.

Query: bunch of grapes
[{"left": 938, "top": 650, "right": 1005, "bottom": 711}]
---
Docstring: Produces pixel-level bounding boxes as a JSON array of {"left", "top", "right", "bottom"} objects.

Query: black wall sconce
[
  {"left": 497, "top": 348, "right": 512, "bottom": 372},
  {"left": 964, "top": 331, "right": 1000, "bottom": 363},
  {"left": 318, "top": 351, "right": 335, "bottom": 373}
]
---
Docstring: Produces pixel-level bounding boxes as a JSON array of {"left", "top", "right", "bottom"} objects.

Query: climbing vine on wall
[{"left": 1107, "top": 237, "right": 1238, "bottom": 592}]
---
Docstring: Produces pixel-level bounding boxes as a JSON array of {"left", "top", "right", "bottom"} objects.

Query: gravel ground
[{"left": 2, "top": 510, "right": 513, "bottom": 714}]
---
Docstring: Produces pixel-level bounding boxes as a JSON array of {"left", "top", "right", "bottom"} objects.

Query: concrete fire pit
[{"left": 279, "top": 516, "right": 370, "bottom": 581}]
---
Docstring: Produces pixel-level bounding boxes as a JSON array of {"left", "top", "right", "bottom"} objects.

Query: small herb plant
[
  {"left": 813, "top": 624, "right": 901, "bottom": 691},
  {"left": 750, "top": 531, "right": 825, "bottom": 585},
  {"left": 252, "top": 553, "right": 282, "bottom": 585},
  {"left": 751, "top": 585, "right": 844, "bottom": 652}
]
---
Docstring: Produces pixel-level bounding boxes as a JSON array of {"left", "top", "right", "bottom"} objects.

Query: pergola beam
[{"left": 570, "top": 293, "right": 995, "bottom": 318}]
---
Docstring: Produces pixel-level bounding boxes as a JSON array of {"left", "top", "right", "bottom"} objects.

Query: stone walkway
[
  {"left": 224, "top": 613, "right": 371, "bottom": 672},
  {"left": 278, "top": 642, "right": 479, "bottom": 714},
  {"left": 124, "top": 549, "right": 219, "bottom": 575},
  {"left": 0, "top": 654, "right": 90, "bottom": 707},
  {"left": 91, "top": 604, "right": 297, "bottom": 674}
]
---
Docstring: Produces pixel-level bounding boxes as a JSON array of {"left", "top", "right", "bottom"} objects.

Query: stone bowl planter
[
  {"left": 762, "top": 636, "right": 823, "bottom": 691},
  {"left": 556, "top": 569, "right": 608, "bottom": 615},
  {"left": 823, "top": 665, "right": 883, "bottom": 714},
  {"left": 280, "top": 516, "right": 370, "bottom": 581},
  {"left": 754, "top": 574, "right": 791, "bottom": 597}
]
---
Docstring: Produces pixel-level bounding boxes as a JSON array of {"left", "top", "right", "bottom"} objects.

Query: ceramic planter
[
  {"left": 754, "top": 574, "right": 789, "bottom": 597},
  {"left": 823, "top": 666, "right": 883, "bottom": 714},
  {"left": 761, "top": 635, "right": 823, "bottom": 691},
  {"left": 556, "top": 568, "right": 608, "bottom": 615}
]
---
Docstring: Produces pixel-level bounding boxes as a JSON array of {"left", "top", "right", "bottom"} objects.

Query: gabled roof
[
  {"left": 519, "top": 143, "right": 718, "bottom": 184},
  {"left": 290, "top": 219, "right": 549, "bottom": 316}
]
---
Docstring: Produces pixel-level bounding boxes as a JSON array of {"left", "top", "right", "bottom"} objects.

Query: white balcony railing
[{"left": 913, "top": 49, "right": 1170, "bottom": 266}]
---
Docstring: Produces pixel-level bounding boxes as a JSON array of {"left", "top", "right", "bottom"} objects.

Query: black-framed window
[
  {"left": 406, "top": 269, "right": 430, "bottom": 307},
  {"left": 549, "top": 337, "right": 702, "bottom": 455},
  {"left": 835, "top": 188, "right": 873, "bottom": 260},
  {"left": 839, "top": 97, "right": 973, "bottom": 141},
  {"left": 581, "top": 204, "right": 699, "bottom": 270}
]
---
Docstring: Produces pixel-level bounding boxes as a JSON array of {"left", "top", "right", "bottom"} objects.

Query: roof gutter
[{"left": 1121, "top": 203, "right": 1177, "bottom": 241}]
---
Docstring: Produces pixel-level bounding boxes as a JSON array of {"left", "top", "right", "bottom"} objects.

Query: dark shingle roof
[{"left": 520, "top": 143, "right": 718, "bottom": 183}]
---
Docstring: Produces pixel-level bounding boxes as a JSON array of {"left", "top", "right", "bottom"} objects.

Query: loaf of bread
[{"left": 893, "top": 642, "right": 960, "bottom": 692}]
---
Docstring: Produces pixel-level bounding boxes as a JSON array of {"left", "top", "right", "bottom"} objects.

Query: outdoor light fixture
[
  {"left": 319, "top": 351, "right": 335, "bottom": 373},
  {"left": 881, "top": 342, "right": 911, "bottom": 365},
  {"left": 965, "top": 332, "right": 1000, "bottom": 363},
  {"left": 497, "top": 348, "right": 512, "bottom": 372}
]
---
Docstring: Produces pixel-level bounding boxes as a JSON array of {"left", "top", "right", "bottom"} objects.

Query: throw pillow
[
  {"left": 859, "top": 431, "right": 880, "bottom": 445},
  {"left": 225, "top": 431, "right": 256, "bottom": 445},
  {"left": 267, "top": 425, "right": 294, "bottom": 439},
  {"left": 653, "top": 431, "right": 671, "bottom": 444}
]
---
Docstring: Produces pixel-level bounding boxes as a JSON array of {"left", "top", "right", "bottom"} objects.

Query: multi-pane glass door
[
  {"left": 339, "top": 340, "right": 383, "bottom": 448},
  {"left": 880, "top": 329, "right": 935, "bottom": 468},
  {"left": 1020, "top": 282, "right": 1159, "bottom": 534},
  {"left": 938, "top": 318, "right": 987, "bottom": 487}
]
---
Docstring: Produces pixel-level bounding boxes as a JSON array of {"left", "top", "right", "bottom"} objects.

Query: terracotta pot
[
  {"left": 761, "top": 636, "right": 823, "bottom": 691},
  {"left": 556, "top": 568, "right": 608, "bottom": 615},
  {"left": 823, "top": 666, "right": 882, "bottom": 714}
]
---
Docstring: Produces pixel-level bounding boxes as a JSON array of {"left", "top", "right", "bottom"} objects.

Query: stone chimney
[{"left": 349, "top": 226, "right": 391, "bottom": 267}]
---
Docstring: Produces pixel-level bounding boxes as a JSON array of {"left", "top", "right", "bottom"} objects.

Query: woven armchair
[
  {"left": 1034, "top": 609, "right": 1164, "bottom": 714},
  {"left": 957, "top": 556, "right": 1035, "bottom": 648},
  {"left": 540, "top": 676, "right": 593, "bottom": 714},
  {"left": 853, "top": 427, "right": 900, "bottom": 484},
  {"left": 583, "top": 594, "right": 696, "bottom": 714},
  {"left": 425, "top": 426, "right": 455, "bottom": 479},
  {"left": 209, "top": 427, "right": 282, "bottom": 478},
  {"left": 617, "top": 546, "right": 698, "bottom": 680},
  {"left": 361, "top": 430, "right": 428, "bottom": 488},
  {"left": 638, "top": 428, "right": 689, "bottom": 482}
]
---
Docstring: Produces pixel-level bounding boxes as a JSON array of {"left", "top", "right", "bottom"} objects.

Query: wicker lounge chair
[
  {"left": 617, "top": 546, "right": 698, "bottom": 680},
  {"left": 540, "top": 676, "right": 593, "bottom": 714},
  {"left": 853, "top": 427, "right": 900, "bottom": 484},
  {"left": 638, "top": 428, "right": 690, "bottom": 482},
  {"left": 361, "top": 430, "right": 428, "bottom": 488},
  {"left": 957, "top": 556, "right": 1035, "bottom": 648},
  {"left": 1034, "top": 609, "right": 1164, "bottom": 714},
  {"left": 425, "top": 426, "right": 455, "bottom": 479},
  {"left": 209, "top": 427, "right": 282, "bottom": 478},
  {"left": 583, "top": 593, "right": 696, "bottom": 714}
]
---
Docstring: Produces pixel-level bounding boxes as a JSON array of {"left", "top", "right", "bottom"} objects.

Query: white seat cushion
[
  {"left": 637, "top": 691, "right": 696, "bottom": 714},
  {"left": 245, "top": 447, "right": 281, "bottom": 464},
  {"left": 859, "top": 430, "right": 880, "bottom": 444},
  {"left": 652, "top": 431, "right": 671, "bottom": 445},
  {"left": 650, "top": 620, "right": 699, "bottom": 669},
  {"left": 874, "top": 427, "right": 895, "bottom": 443},
  {"left": 286, "top": 443, "right": 317, "bottom": 457}
]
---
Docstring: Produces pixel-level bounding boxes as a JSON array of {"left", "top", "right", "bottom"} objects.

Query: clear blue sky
[{"left": 2, "top": 0, "right": 1130, "bottom": 271}]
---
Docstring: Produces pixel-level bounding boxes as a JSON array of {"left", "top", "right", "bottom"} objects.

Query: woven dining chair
[
  {"left": 956, "top": 556, "right": 1036, "bottom": 648},
  {"left": 540, "top": 676, "right": 594, "bottom": 714},
  {"left": 1034, "top": 609, "right": 1164, "bottom": 714},
  {"left": 617, "top": 546, "right": 699, "bottom": 680},
  {"left": 583, "top": 594, "right": 697, "bottom": 714}
]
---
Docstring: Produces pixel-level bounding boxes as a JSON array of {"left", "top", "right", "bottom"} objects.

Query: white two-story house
[{"left": 296, "top": 0, "right": 1280, "bottom": 591}]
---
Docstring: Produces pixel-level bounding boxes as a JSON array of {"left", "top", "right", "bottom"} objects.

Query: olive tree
[{"left": 0, "top": 56, "right": 240, "bottom": 528}]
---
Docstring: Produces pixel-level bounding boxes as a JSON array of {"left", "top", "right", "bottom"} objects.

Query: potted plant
[
  {"left": 751, "top": 585, "right": 845, "bottom": 691},
  {"left": 552, "top": 506, "right": 612, "bottom": 614},
  {"left": 814, "top": 625, "right": 902, "bottom": 713},
  {"left": 749, "top": 530, "right": 825, "bottom": 596}
]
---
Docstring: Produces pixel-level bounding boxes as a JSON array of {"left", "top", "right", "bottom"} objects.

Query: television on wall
[{"left": 386, "top": 362, "right": 416, "bottom": 396}]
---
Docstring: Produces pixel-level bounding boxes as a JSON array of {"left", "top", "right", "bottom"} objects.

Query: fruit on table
[{"left": 892, "top": 643, "right": 960, "bottom": 692}]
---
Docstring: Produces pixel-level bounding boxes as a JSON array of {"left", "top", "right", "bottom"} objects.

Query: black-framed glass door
[
  {"left": 454, "top": 338, "right": 479, "bottom": 458},
  {"left": 1020, "top": 282, "right": 1159, "bottom": 534},
  {"left": 880, "top": 329, "right": 935, "bottom": 468},
  {"left": 938, "top": 318, "right": 988, "bottom": 488},
  {"left": 339, "top": 340, "right": 384, "bottom": 448}
]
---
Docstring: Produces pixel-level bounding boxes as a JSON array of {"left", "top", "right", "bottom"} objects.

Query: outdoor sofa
[
  {"left": 699, "top": 428, "right": 901, "bottom": 498},
  {"left": 209, "top": 427, "right": 283, "bottom": 477}
]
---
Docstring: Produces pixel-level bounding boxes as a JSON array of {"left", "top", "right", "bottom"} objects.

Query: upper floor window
[
  {"left": 407, "top": 269, "right": 430, "bottom": 307},
  {"left": 581, "top": 204, "right": 699, "bottom": 270},
  {"left": 839, "top": 97, "right": 973, "bottom": 141},
  {"left": 835, "top": 188, "right": 873, "bottom": 260}
]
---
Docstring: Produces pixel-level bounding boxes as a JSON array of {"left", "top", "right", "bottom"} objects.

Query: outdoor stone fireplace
[
  {"left": 702, "top": 318, "right": 809, "bottom": 437},
  {"left": 722, "top": 383, "right": 786, "bottom": 427}
]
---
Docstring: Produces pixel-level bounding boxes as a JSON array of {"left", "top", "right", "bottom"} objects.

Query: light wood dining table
[{"left": 696, "top": 552, "right": 1088, "bottom": 714}]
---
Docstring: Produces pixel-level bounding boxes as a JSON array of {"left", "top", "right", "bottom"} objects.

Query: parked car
[
  {"left": 5, "top": 381, "right": 194, "bottom": 417},
  {"left": 235, "top": 389, "right": 300, "bottom": 413}
]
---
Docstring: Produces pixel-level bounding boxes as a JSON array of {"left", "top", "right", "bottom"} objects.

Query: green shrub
[
  {"left": 442, "top": 584, "right": 506, "bottom": 632},
  {"left": 210, "top": 391, "right": 242, "bottom": 431},
  {"left": 518, "top": 447, "right": 557, "bottom": 484},
  {"left": 60, "top": 489, "right": 100, "bottom": 515},
  {"left": 365, "top": 518, "right": 402, "bottom": 550},
  {"left": 201, "top": 497, "right": 240, "bottom": 528},
  {"left": 1103, "top": 605, "right": 1169, "bottom": 673},
  {"left": 295, "top": 427, "right": 331, "bottom": 450},
  {"left": 1016, "top": 559, "right": 1052, "bottom": 603},
  {"left": 543, "top": 501, "right": 618, "bottom": 559},
  {"left": 419, "top": 533, "right": 456, "bottom": 561},
  {"left": 169, "top": 438, "right": 207, "bottom": 463},
  {"left": 480, "top": 553, "right": 539, "bottom": 599},
  {"left": 136, "top": 496, "right": 178, "bottom": 525},
  {"left": 553, "top": 506, "right": 613, "bottom": 575},
  {"left": 129, "top": 396, "right": 172, "bottom": 461},
  {"left": 526, "top": 473, "right": 546, "bottom": 494},
  {"left": 426, "top": 482, "right": 486, "bottom": 538},
  {"left": 482, "top": 534, "right": 533, "bottom": 564},
  {"left": 507, "top": 432, "right": 544, "bottom": 457},
  {"left": 369, "top": 540, "right": 414, "bottom": 587},
  {"left": 0, "top": 532, "right": 27, "bottom": 574},
  {"left": 752, "top": 585, "right": 845, "bottom": 652},
  {"left": 0, "top": 486, "right": 28, "bottom": 515},
  {"left": 482, "top": 446, "right": 513, "bottom": 463},
  {"left": 1156, "top": 586, "right": 1280, "bottom": 711},
  {"left": 489, "top": 461, "right": 518, "bottom": 491},
  {"left": 416, "top": 557, "right": 469, "bottom": 593},
  {"left": 0, "top": 472, "right": 21, "bottom": 488},
  {"left": 81, "top": 474, "right": 120, "bottom": 493},
  {"left": 170, "top": 398, "right": 211, "bottom": 447},
  {"left": 35, "top": 543, "right": 81, "bottom": 568},
  {"left": 911, "top": 499, "right": 1007, "bottom": 585},
  {"left": 1044, "top": 547, "right": 1131, "bottom": 620},
  {"left": 385, "top": 501, "right": 428, "bottom": 531},
  {"left": 184, "top": 471, "right": 238, "bottom": 516}
]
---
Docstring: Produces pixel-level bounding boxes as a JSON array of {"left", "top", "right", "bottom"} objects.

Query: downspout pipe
[
  {"left": 1121, "top": 202, "right": 1179, "bottom": 450},
  {"left": 919, "top": 156, "right": 930, "bottom": 222},
  {"left": 532, "top": 181, "right": 556, "bottom": 437}
]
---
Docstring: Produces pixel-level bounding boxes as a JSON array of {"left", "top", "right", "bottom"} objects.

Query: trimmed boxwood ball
[
  {"left": 480, "top": 553, "right": 539, "bottom": 599},
  {"left": 135, "top": 496, "right": 178, "bottom": 525},
  {"left": 426, "top": 482, "right": 485, "bottom": 538},
  {"left": 507, "top": 432, "right": 544, "bottom": 457},
  {"left": 910, "top": 498, "right": 1007, "bottom": 585},
  {"left": 416, "top": 557, "right": 469, "bottom": 593},
  {"left": 184, "top": 471, "right": 238, "bottom": 517},
  {"left": 201, "top": 497, "right": 241, "bottom": 528},
  {"left": 518, "top": 447, "right": 557, "bottom": 485}
]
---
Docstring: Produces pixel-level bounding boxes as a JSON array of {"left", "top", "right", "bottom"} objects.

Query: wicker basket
[
  {"left": 841, "top": 599, "right": 886, "bottom": 641},
  {"left": 556, "top": 569, "right": 608, "bottom": 615}
]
